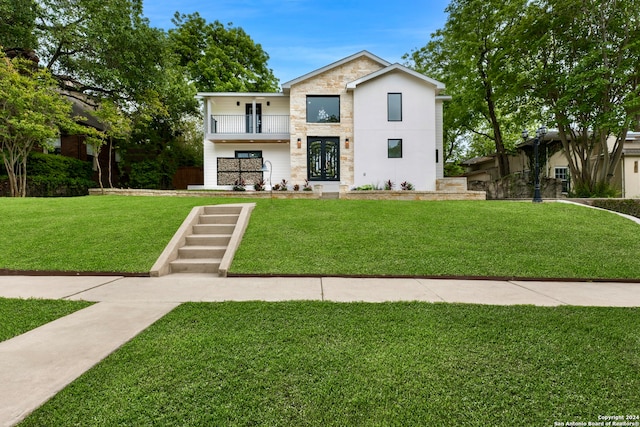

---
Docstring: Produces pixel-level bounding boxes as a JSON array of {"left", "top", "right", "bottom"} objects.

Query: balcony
[{"left": 208, "top": 114, "right": 290, "bottom": 142}]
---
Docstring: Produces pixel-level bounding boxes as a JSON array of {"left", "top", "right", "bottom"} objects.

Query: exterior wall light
[
  {"left": 345, "top": 138, "right": 350, "bottom": 149},
  {"left": 297, "top": 138, "right": 301, "bottom": 149}
]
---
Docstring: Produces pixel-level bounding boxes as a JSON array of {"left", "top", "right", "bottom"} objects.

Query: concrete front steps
[{"left": 150, "top": 203, "right": 255, "bottom": 277}]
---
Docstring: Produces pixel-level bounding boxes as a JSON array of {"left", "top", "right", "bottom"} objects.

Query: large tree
[
  {"left": 0, "top": 0, "right": 37, "bottom": 52},
  {"left": 34, "top": 0, "right": 167, "bottom": 104},
  {"left": 406, "top": 0, "right": 535, "bottom": 177},
  {"left": 0, "top": 53, "right": 86, "bottom": 196},
  {"left": 525, "top": 0, "right": 640, "bottom": 196},
  {"left": 168, "top": 12, "right": 279, "bottom": 92}
]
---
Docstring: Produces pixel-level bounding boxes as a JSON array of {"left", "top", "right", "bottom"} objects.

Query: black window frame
[
  {"left": 235, "top": 150, "right": 262, "bottom": 159},
  {"left": 306, "top": 95, "right": 340, "bottom": 123},
  {"left": 388, "top": 139, "right": 403, "bottom": 158},
  {"left": 387, "top": 93, "right": 402, "bottom": 121}
]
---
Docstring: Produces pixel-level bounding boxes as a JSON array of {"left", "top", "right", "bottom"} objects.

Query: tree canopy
[
  {"left": 525, "top": 0, "right": 640, "bottom": 195},
  {"left": 408, "top": 0, "right": 640, "bottom": 195},
  {"left": 406, "top": 0, "right": 535, "bottom": 177},
  {"left": 168, "top": 12, "right": 279, "bottom": 93},
  {"left": 0, "top": 1, "right": 279, "bottom": 193},
  {"left": 0, "top": 53, "right": 87, "bottom": 196}
]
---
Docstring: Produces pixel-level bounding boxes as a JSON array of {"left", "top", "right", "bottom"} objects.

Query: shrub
[
  {"left": 254, "top": 179, "right": 266, "bottom": 191},
  {"left": 400, "top": 181, "right": 414, "bottom": 190},
  {"left": 278, "top": 179, "right": 288, "bottom": 191},
  {"left": 591, "top": 199, "right": 640, "bottom": 218},
  {"left": 353, "top": 184, "right": 375, "bottom": 191},
  {"left": 128, "top": 161, "right": 164, "bottom": 189},
  {"left": 570, "top": 183, "right": 619, "bottom": 198},
  {"left": 303, "top": 179, "right": 312, "bottom": 191},
  {"left": 233, "top": 178, "right": 246, "bottom": 191},
  {"left": 384, "top": 179, "right": 394, "bottom": 190},
  {"left": 0, "top": 152, "right": 94, "bottom": 197}
]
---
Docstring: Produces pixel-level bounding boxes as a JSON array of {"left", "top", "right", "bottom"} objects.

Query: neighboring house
[
  {"left": 623, "top": 131, "right": 640, "bottom": 198},
  {"left": 194, "top": 51, "right": 450, "bottom": 191},
  {"left": 39, "top": 91, "right": 121, "bottom": 187},
  {"left": 462, "top": 130, "right": 640, "bottom": 198}
]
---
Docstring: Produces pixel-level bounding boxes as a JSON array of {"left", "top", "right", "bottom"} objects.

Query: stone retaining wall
[
  {"left": 89, "top": 187, "right": 486, "bottom": 200},
  {"left": 340, "top": 190, "right": 486, "bottom": 201}
]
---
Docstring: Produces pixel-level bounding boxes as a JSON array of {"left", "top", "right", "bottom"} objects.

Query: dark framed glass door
[
  {"left": 308, "top": 137, "right": 340, "bottom": 181},
  {"left": 245, "top": 103, "right": 262, "bottom": 133}
]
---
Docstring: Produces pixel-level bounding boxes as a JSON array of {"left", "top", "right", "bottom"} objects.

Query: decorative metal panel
[{"left": 217, "top": 157, "right": 263, "bottom": 185}]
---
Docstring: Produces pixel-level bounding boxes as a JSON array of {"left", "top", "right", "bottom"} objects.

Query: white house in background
[
  {"left": 622, "top": 131, "right": 640, "bottom": 198},
  {"left": 194, "top": 51, "right": 451, "bottom": 191}
]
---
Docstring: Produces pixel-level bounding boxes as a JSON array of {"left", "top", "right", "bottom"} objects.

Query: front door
[
  {"left": 308, "top": 137, "right": 340, "bottom": 181},
  {"left": 245, "top": 103, "right": 262, "bottom": 133}
]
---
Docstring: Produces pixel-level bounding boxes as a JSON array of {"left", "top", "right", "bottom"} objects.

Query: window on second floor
[
  {"left": 388, "top": 93, "right": 402, "bottom": 121},
  {"left": 307, "top": 95, "right": 340, "bottom": 123}
]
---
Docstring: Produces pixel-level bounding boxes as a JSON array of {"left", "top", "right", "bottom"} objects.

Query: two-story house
[{"left": 194, "top": 51, "right": 450, "bottom": 191}]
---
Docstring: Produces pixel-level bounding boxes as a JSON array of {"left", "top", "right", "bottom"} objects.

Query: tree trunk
[
  {"left": 94, "top": 145, "right": 104, "bottom": 194},
  {"left": 108, "top": 138, "right": 115, "bottom": 188}
]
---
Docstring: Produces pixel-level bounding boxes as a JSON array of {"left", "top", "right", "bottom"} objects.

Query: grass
[
  {"left": 0, "top": 196, "right": 245, "bottom": 273},
  {"left": 0, "top": 197, "right": 639, "bottom": 278},
  {"left": 231, "top": 199, "right": 640, "bottom": 279},
  {"left": 21, "top": 302, "right": 640, "bottom": 426},
  {"left": 0, "top": 297, "right": 93, "bottom": 342}
]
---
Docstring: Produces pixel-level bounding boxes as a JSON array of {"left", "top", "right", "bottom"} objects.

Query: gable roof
[
  {"left": 281, "top": 51, "right": 390, "bottom": 92},
  {"left": 346, "top": 63, "right": 446, "bottom": 95}
]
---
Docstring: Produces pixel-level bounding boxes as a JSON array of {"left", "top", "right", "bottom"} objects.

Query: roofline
[
  {"left": 196, "top": 92, "right": 287, "bottom": 98},
  {"left": 346, "top": 63, "right": 446, "bottom": 93},
  {"left": 281, "top": 51, "right": 391, "bottom": 91}
]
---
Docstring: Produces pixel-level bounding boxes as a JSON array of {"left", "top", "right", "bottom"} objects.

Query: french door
[
  {"left": 308, "top": 137, "right": 340, "bottom": 181},
  {"left": 245, "top": 103, "right": 262, "bottom": 133}
]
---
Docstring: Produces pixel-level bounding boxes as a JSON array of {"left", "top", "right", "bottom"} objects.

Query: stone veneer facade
[{"left": 288, "top": 56, "right": 386, "bottom": 187}]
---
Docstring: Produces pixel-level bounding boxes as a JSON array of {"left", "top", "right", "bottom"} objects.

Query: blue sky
[{"left": 143, "top": 0, "right": 450, "bottom": 85}]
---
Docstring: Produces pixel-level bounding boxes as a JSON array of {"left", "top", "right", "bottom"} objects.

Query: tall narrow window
[
  {"left": 555, "top": 167, "right": 570, "bottom": 193},
  {"left": 388, "top": 139, "right": 402, "bottom": 158},
  {"left": 388, "top": 93, "right": 402, "bottom": 121}
]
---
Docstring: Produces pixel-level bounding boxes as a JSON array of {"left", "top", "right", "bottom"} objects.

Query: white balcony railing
[{"left": 209, "top": 115, "right": 289, "bottom": 135}]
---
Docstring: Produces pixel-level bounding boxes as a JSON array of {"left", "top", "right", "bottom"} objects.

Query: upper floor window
[
  {"left": 388, "top": 93, "right": 402, "bottom": 121},
  {"left": 307, "top": 96, "right": 340, "bottom": 123}
]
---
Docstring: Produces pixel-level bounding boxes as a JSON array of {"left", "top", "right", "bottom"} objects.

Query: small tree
[
  {"left": 0, "top": 52, "right": 82, "bottom": 196},
  {"left": 88, "top": 99, "right": 132, "bottom": 191}
]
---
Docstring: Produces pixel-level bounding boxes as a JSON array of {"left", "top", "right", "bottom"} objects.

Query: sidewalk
[{"left": 1, "top": 274, "right": 640, "bottom": 426}]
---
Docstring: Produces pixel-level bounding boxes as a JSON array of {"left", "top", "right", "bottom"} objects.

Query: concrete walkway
[{"left": 1, "top": 274, "right": 640, "bottom": 426}]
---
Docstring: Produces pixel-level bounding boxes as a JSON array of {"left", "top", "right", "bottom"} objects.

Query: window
[
  {"left": 235, "top": 151, "right": 262, "bottom": 159},
  {"left": 388, "top": 139, "right": 402, "bottom": 158},
  {"left": 388, "top": 93, "right": 402, "bottom": 121},
  {"left": 555, "top": 167, "right": 570, "bottom": 193},
  {"left": 306, "top": 96, "right": 340, "bottom": 123}
]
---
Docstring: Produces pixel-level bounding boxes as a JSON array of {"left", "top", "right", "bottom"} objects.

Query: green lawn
[
  {"left": 0, "top": 196, "right": 243, "bottom": 273},
  {"left": 21, "top": 302, "right": 640, "bottom": 426},
  {"left": 0, "top": 297, "right": 93, "bottom": 342},
  {"left": 0, "top": 196, "right": 639, "bottom": 279}
]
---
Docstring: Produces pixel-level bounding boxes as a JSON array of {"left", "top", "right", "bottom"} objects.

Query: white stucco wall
[
  {"left": 203, "top": 142, "right": 291, "bottom": 190},
  {"left": 352, "top": 71, "right": 438, "bottom": 191},
  {"left": 624, "top": 156, "right": 640, "bottom": 198}
]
